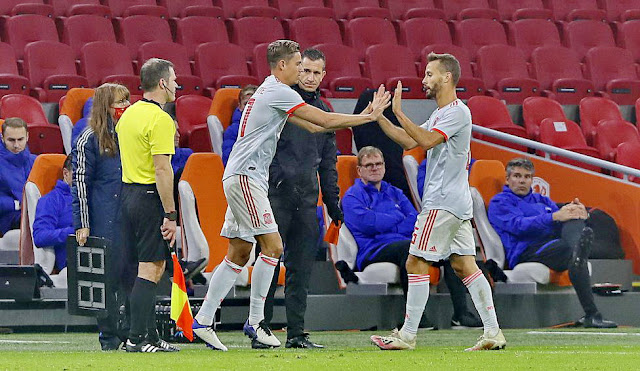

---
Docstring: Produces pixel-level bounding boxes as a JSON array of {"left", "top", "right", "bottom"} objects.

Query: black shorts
[{"left": 121, "top": 183, "right": 170, "bottom": 263}]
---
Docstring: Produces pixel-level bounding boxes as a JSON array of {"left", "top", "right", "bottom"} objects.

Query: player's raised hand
[
  {"left": 369, "top": 85, "right": 391, "bottom": 120},
  {"left": 392, "top": 81, "right": 403, "bottom": 114}
]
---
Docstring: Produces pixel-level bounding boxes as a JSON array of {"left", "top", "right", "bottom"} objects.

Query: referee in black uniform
[{"left": 116, "top": 58, "right": 180, "bottom": 353}]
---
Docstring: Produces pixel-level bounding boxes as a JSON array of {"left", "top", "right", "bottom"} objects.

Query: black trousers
[{"left": 263, "top": 197, "right": 319, "bottom": 339}]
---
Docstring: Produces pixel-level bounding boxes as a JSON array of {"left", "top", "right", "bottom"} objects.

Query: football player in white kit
[
  {"left": 192, "top": 40, "right": 391, "bottom": 350},
  {"left": 370, "top": 53, "right": 506, "bottom": 351}
]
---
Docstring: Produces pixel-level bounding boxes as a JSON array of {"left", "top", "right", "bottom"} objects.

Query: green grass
[{"left": 1, "top": 328, "right": 639, "bottom": 370}]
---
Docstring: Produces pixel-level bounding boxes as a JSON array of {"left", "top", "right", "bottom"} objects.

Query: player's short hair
[
  {"left": 2, "top": 117, "right": 28, "bottom": 136},
  {"left": 506, "top": 157, "right": 535, "bottom": 176},
  {"left": 357, "top": 146, "right": 384, "bottom": 165},
  {"left": 427, "top": 52, "right": 461, "bottom": 85},
  {"left": 267, "top": 40, "right": 300, "bottom": 69},
  {"left": 239, "top": 84, "right": 258, "bottom": 100},
  {"left": 63, "top": 154, "right": 73, "bottom": 172},
  {"left": 139, "top": 58, "right": 174, "bottom": 92},
  {"left": 301, "top": 48, "right": 326, "bottom": 69}
]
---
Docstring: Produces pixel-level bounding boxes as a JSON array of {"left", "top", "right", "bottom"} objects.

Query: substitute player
[
  {"left": 192, "top": 40, "right": 391, "bottom": 350},
  {"left": 370, "top": 53, "right": 506, "bottom": 351}
]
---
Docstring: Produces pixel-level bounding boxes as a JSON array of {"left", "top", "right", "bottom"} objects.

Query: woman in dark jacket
[{"left": 71, "top": 83, "right": 134, "bottom": 351}]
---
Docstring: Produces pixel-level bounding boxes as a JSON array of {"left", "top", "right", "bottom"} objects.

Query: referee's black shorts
[{"left": 121, "top": 183, "right": 170, "bottom": 263}]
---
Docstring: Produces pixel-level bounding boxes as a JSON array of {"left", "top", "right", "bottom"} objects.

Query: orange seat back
[
  {"left": 468, "top": 159, "right": 506, "bottom": 206},
  {"left": 208, "top": 88, "right": 240, "bottom": 130},
  {"left": 59, "top": 88, "right": 95, "bottom": 124},
  {"left": 550, "top": 269, "right": 572, "bottom": 286},
  {"left": 336, "top": 155, "right": 358, "bottom": 199},
  {"left": 180, "top": 153, "right": 227, "bottom": 272},
  {"left": 403, "top": 147, "right": 426, "bottom": 164}
]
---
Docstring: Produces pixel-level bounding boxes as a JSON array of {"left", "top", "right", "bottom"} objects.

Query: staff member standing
[{"left": 117, "top": 58, "right": 180, "bottom": 353}]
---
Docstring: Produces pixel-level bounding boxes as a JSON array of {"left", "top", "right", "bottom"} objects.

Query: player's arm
[
  {"left": 153, "top": 154, "right": 175, "bottom": 214},
  {"left": 392, "top": 81, "right": 445, "bottom": 150},
  {"left": 376, "top": 115, "right": 418, "bottom": 150},
  {"left": 288, "top": 115, "right": 328, "bottom": 133}
]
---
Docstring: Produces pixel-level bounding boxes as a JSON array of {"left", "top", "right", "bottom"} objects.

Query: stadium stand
[
  {"left": 364, "top": 44, "right": 425, "bottom": 99},
  {"left": 157, "top": 0, "right": 223, "bottom": 18},
  {"left": 118, "top": 15, "right": 173, "bottom": 60},
  {"left": 584, "top": 46, "right": 640, "bottom": 105},
  {"left": 508, "top": 19, "right": 562, "bottom": 61},
  {"left": 175, "top": 16, "right": 230, "bottom": 60},
  {"left": 492, "top": 0, "right": 552, "bottom": 21},
  {"left": 595, "top": 119, "right": 640, "bottom": 162},
  {"left": 4, "top": 1, "right": 54, "bottom": 17},
  {"left": 213, "top": 0, "right": 274, "bottom": 19},
  {"left": 454, "top": 18, "right": 508, "bottom": 60},
  {"left": 467, "top": 95, "right": 528, "bottom": 151},
  {"left": 579, "top": 97, "right": 625, "bottom": 146},
  {"left": 313, "top": 43, "right": 373, "bottom": 98},
  {"left": 272, "top": 0, "right": 326, "bottom": 19},
  {"left": 137, "top": 41, "right": 203, "bottom": 96},
  {"left": 288, "top": 17, "right": 343, "bottom": 50},
  {"left": 251, "top": 43, "right": 270, "bottom": 81},
  {"left": 382, "top": 0, "right": 444, "bottom": 20},
  {"left": 326, "top": 0, "right": 381, "bottom": 20},
  {"left": 0, "top": 42, "right": 30, "bottom": 99},
  {"left": 618, "top": 20, "right": 640, "bottom": 63},
  {"left": 544, "top": 0, "right": 606, "bottom": 21},
  {"left": 345, "top": 17, "right": 397, "bottom": 60},
  {"left": 615, "top": 141, "right": 640, "bottom": 182},
  {"left": 4, "top": 14, "right": 58, "bottom": 61},
  {"left": 563, "top": 20, "right": 616, "bottom": 61},
  {"left": 229, "top": 17, "right": 285, "bottom": 59},
  {"left": 400, "top": 18, "right": 453, "bottom": 61},
  {"left": 522, "top": 96, "right": 568, "bottom": 141},
  {"left": 106, "top": 0, "right": 168, "bottom": 18},
  {"left": 174, "top": 94, "right": 214, "bottom": 152},
  {"left": 49, "top": 0, "right": 110, "bottom": 18},
  {"left": 80, "top": 41, "right": 142, "bottom": 96},
  {"left": 61, "top": 14, "right": 117, "bottom": 59},
  {"left": 538, "top": 118, "right": 601, "bottom": 172},
  {"left": 193, "top": 42, "right": 260, "bottom": 96},
  {"left": 600, "top": 0, "right": 640, "bottom": 21},
  {"left": 439, "top": 0, "right": 494, "bottom": 20}
]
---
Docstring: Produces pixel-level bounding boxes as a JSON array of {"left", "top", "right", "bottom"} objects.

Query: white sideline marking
[
  {"left": 0, "top": 340, "right": 71, "bottom": 344},
  {"left": 527, "top": 331, "right": 640, "bottom": 336}
]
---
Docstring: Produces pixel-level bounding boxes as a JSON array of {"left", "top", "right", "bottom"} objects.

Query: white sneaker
[
  {"left": 371, "top": 329, "right": 416, "bottom": 350},
  {"left": 243, "top": 320, "right": 281, "bottom": 348},
  {"left": 465, "top": 329, "right": 506, "bottom": 351},
  {"left": 193, "top": 320, "right": 228, "bottom": 351}
]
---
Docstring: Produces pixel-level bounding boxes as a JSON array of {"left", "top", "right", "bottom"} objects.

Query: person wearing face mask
[
  {"left": 0, "top": 117, "right": 36, "bottom": 235},
  {"left": 222, "top": 85, "right": 257, "bottom": 166},
  {"left": 71, "top": 83, "right": 136, "bottom": 351}
]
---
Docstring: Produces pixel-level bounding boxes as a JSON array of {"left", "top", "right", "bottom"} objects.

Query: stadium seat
[
  {"left": 454, "top": 18, "right": 508, "bottom": 60},
  {"left": 61, "top": 15, "right": 117, "bottom": 59},
  {"left": 382, "top": 0, "right": 445, "bottom": 20},
  {"left": 8, "top": 2, "right": 54, "bottom": 17},
  {"left": 58, "top": 88, "right": 94, "bottom": 154},
  {"left": 23, "top": 41, "right": 89, "bottom": 103},
  {"left": 579, "top": 97, "right": 624, "bottom": 146},
  {"left": 345, "top": 17, "right": 397, "bottom": 61},
  {"left": 538, "top": 118, "right": 601, "bottom": 172},
  {"left": 617, "top": 20, "right": 640, "bottom": 63},
  {"left": 158, "top": 0, "right": 223, "bottom": 18},
  {"left": 0, "top": 94, "right": 64, "bottom": 154},
  {"left": 400, "top": 18, "right": 453, "bottom": 61},
  {"left": 468, "top": 160, "right": 505, "bottom": 207},
  {"left": 439, "top": 0, "right": 494, "bottom": 20},
  {"left": 289, "top": 17, "right": 343, "bottom": 50},
  {"left": 174, "top": 95, "right": 214, "bottom": 152},
  {"left": 80, "top": 41, "right": 142, "bottom": 96},
  {"left": 467, "top": 95, "right": 528, "bottom": 151},
  {"left": 421, "top": 44, "right": 485, "bottom": 100},
  {"left": 595, "top": 119, "right": 640, "bottom": 162},
  {"left": 273, "top": 0, "right": 325, "bottom": 19},
  {"left": 106, "top": 0, "right": 168, "bottom": 18},
  {"left": 522, "top": 96, "right": 567, "bottom": 141},
  {"left": 206, "top": 88, "right": 240, "bottom": 155},
  {"left": 345, "top": 7, "right": 392, "bottom": 20},
  {"left": 213, "top": 0, "right": 273, "bottom": 19},
  {"left": 119, "top": 15, "right": 172, "bottom": 60},
  {"left": 585, "top": 46, "right": 640, "bottom": 105},
  {"left": 0, "top": 42, "right": 30, "bottom": 99},
  {"left": 364, "top": 44, "right": 425, "bottom": 99},
  {"left": 476, "top": 44, "right": 540, "bottom": 104},
  {"left": 251, "top": 43, "right": 270, "bottom": 81},
  {"left": 194, "top": 42, "right": 260, "bottom": 97},
  {"left": 402, "top": 147, "right": 426, "bottom": 208},
  {"left": 5, "top": 14, "right": 58, "bottom": 61},
  {"left": 564, "top": 20, "right": 616, "bottom": 62},
  {"left": 614, "top": 141, "right": 640, "bottom": 182},
  {"left": 0, "top": 1, "right": 43, "bottom": 16},
  {"left": 600, "top": 0, "right": 640, "bottom": 21},
  {"left": 19, "top": 154, "right": 68, "bottom": 287},
  {"left": 326, "top": 0, "right": 380, "bottom": 20},
  {"left": 636, "top": 98, "right": 640, "bottom": 124},
  {"left": 137, "top": 41, "right": 203, "bottom": 96},
  {"left": 492, "top": 0, "right": 552, "bottom": 21},
  {"left": 530, "top": 46, "right": 595, "bottom": 105},
  {"left": 175, "top": 16, "right": 229, "bottom": 61},
  {"left": 313, "top": 43, "right": 373, "bottom": 98},
  {"left": 229, "top": 17, "right": 285, "bottom": 59},
  {"left": 50, "top": 0, "right": 110, "bottom": 18},
  {"left": 545, "top": 0, "right": 606, "bottom": 21},
  {"left": 508, "top": 19, "right": 561, "bottom": 61}
]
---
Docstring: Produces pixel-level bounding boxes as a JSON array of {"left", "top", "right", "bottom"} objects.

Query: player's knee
[{"left": 405, "top": 254, "right": 429, "bottom": 274}]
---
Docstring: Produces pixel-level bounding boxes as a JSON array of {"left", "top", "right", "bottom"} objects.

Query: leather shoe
[
  {"left": 285, "top": 334, "right": 325, "bottom": 349},
  {"left": 582, "top": 313, "right": 617, "bottom": 328}
]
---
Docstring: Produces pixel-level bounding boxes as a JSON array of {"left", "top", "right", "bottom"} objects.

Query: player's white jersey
[
  {"left": 223, "top": 75, "right": 306, "bottom": 191},
  {"left": 420, "top": 99, "right": 473, "bottom": 220}
]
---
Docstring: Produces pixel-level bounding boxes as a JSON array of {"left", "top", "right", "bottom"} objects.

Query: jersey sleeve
[
  {"left": 431, "top": 106, "right": 469, "bottom": 142},
  {"left": 149, "top": 112, "right": 176, "bottom": 156},
  {"left": 269, "top": 85, "right": 306, "bottom": 114}
]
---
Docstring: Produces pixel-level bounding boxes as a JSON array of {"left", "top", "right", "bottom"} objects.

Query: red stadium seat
[
  {"left": 454, "top": 18, "right": 508, "bottom": 60},
  {"left": 326, "top": 0, "right": 380, "bottom": 20},
  {"left": 175, "top": 95, "right": 214, "bottom": 152},
  {"left": 0, "top": 42, "right": 30, "bottom": 98},
  {"left": 595, "top": 119, "right": 640, "bottom": 162},
  {"left": 106, "top": 0, "right": 168, "bottom": 18},
  {"left": 508, "top": 19, "right": 561, "bottom": 61},
  {"left": 421, "top": 44, "right": 485, "bottom": 100},
  {"left": 364, "top": 44, "right": 424, "bottom": 99},
  {"left": 194, "top": 42, "right": 260, "bottom": 97},
  {"left": 175, "top": 16, "right": 229, "bottom": 60},
  {"left": 289, "top": 17, "right": 343, "bottom": 50},
  {"left": 579, "top": 97, "right": 624, "bottom": 146},
  {"left": 492, "top": 0, "right": 552, "bottom": 21},
  {"left": 530, "top": 46, "right": 595, "bottom": 105},
  {"left": 522, "top": 97, "right": 567, "bottom": 141},
  {"left": 229, "top": 17, "right": 285, "bottom": 59},
  {"left": 9, "top": 3, "right": 54, "bottom": 17},
  {"left": 564, "top": 20, "right": 615, "bottom": 61},
  {"left": 636, "top": 97, "right": 640, "bottom": 124},
  {"left": 600, "top": 0, "right": 640, "bottom": 21},
  {"left": 5, "top": 14, "right": 58, "bottom": 61},
  {"left": 61, "top": 15, "right": 116, "bottom": 59},
  {"left": 137, "top": 41, "right": 203, "bottom": 96},
  {"left": 157, "top": 0, "right": 223, "bottom": 18},
  {"left": 539, "top": 118, "right": 601, "bottom": 171},
  {"left": 545, "top": 0, "right": 605, "bottom": 21},
  {"left": 49, "top": 0, "right": 108, "bottom": 18},
  {"left": 440, "top": 0, "right": 494, "bottom": 20},
  {"left": 476, "top": 44, "right": 540, "bottom": 104},
  {"left": 0, "top": 1, "right": 43, "bottom": 16},
  {"left": 345, "top": 17, "right": 397, "bottom": 60},
  {"left": 585, "top": 46, "right": 640, "bottom": 105},
  {"left": 617, "top": 20, "right": 640, "bottom": 63},
  {"left": 23, "top": 41, "right": 88, "bottom": 103},
  {"left": 381, "top": 0, "right": 444, "bottom": 20},
  {"left": 273, "top": 0, "right": 325, "bottom": 19},
  {"left": 467, "top": 95, "right": 528, "bottom": 151},
  {"left": 213, "top": 0, "right": 273, "bottom": 18},
  {"left": 119, "top": 15, "right": 172, "bottom": 59},
  {"left": 400, "top": 18, "right": 453, "bottom": 61},
  {"left": 615, "top": 141, "right": 640, "bottom": 182},
  {"left": 313, "top": 43, "right": 373, "bottom": 98},
  {"left": 251, "top": 43, "right": 270, "bottom": 81},
  {"left": 80, "top": 41, "right": 142, "bottom": 95}
]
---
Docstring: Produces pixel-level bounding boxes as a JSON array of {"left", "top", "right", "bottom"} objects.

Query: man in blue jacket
[
  {"left": 33, "top": 154, "right": 73, "bottom": 272},
  {"left": 488, "top": 157, "right": 616, "bottom": 328},
  {"left": 0, "top": 118, "right": 36, "bottom": 235}
]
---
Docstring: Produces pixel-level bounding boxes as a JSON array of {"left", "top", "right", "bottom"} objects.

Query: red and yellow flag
[{"left": 170, "top": 253, "right": 194, "bottom": 341}]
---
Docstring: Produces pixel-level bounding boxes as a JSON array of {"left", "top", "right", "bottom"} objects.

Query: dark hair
[
  {"left": 2, "top": 117, "right": 28, "bottom": 136},
  {"left": 506, "top": 157, "right": 535, "bottom": 176},
  {"left": 267, "top": 40, "right": 300, "bottom": 69},
  {"left": 63, "top": 154, "right": 73, "bottom": 171},
  {"left": 301, "top": 48, "right": 326, "bottom": 69},
  {"left": 427, "top": 52, "right": 461, "bottom": 85},
  {"left": 139, "top": 58, "right": 174, "bottom": 92}
]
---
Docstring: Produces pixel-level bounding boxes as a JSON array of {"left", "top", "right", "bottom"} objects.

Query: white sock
[
  {"left": 463, "top": 269, "right": 500, "bottom": 337},
  {"left": 248, "top": 253, "right": 279, "bottom": 326},
  {"left": 195, "top": 257, "right": 242, "bottom": 326},
  {"left": 400, "top": 274, "right": 430, "bottom": 340}
]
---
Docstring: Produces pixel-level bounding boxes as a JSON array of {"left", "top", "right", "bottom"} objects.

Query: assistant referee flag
[{"left": 171, "top": 253, "right": 194, "bottom": 341}]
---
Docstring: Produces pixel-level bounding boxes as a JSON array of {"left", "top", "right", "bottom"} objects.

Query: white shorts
[
  {"left": 409, "top": 209, "right": 475, "bottom": 262},
  {"left": 220, "top": 175, "right": 278, "bottom": 243}
]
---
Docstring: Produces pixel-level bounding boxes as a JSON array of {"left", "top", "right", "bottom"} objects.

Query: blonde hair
[
  {"left": 267, "top": 40, "right": 300, "bottom": 69},
  {"left": 89, "top": 83, "right": 130, "bottom": 156}
]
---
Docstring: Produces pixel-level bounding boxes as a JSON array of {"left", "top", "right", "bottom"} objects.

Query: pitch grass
[{"left": 1, "top": 328, "right": 640, "bottom": 370}]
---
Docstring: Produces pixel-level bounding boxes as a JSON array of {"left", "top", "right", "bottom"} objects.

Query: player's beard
[{"left": 426, "top": 83, "right": 439, "bottom": 99}]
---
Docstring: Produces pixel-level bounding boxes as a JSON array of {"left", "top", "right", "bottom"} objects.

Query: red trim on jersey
[
  {"left": 239, "top": 98, "right": 255, "bottom": 138},
  {"left": 240, "top": 176, "right": 260, "bottom": 228},
  {"left": 417, "top": 210, "right": 437, "bottom": 251},
  {"left": 286, "top": 102, "right": 306, "bottom": 115},
  {"left": 432, "top": 128, "right": 448, "bottom": 142}
]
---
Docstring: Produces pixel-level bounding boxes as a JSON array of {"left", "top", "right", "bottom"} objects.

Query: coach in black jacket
[{"left": 263, "top": 48, "right": 342, "bottom": 349}]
